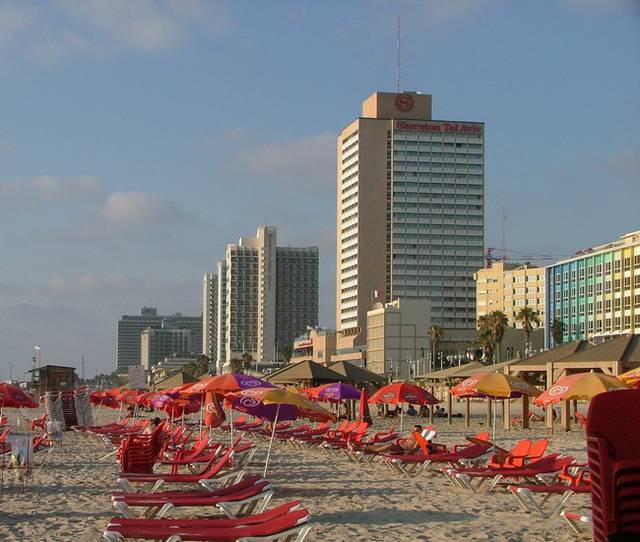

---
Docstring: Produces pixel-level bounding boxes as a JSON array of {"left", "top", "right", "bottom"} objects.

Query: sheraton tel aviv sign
[{"left": 395, "top": 120, "right": 483, "bottom": 135}]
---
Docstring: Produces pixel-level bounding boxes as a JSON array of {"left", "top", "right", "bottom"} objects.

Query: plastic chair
[{"left": 587, "top": 388, "right": 640, "bottom": 541}]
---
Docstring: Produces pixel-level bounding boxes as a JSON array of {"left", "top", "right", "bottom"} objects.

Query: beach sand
[{"left": 0, "top": 407, "right": 590, "bottom": 542}]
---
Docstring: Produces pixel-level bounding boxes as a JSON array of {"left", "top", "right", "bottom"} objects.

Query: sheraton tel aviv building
[{"left": 336, "top": 92, "right": 485, "bottom": 344}]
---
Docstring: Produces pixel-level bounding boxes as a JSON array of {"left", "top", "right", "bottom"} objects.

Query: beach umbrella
[
  {"left": 452, "top": 372, "right": 541, "bottom": 449},
  {"left": 0, "top": 384, "right": 38, "bottom": 409},
  {"left": 225, "top": 387, "right": 336, "bottom": 477},
  {"left": 369, "top": 383, "right": 438, "bottom": 435},
  {"left": 116, "top": 389, "right": 146, "bottom": 404},
  {"left": 534, "top": 372, "right": 629, "bottom": 407},
  {"left": 619, "top": 367, "right": 640, "bottom": 387},
  {"left": 315, "top": 382, "right": 361, "bottom": 402},
  {"left": 299, "top": 385, "right": 323, "bottom": 399},
  {"left": 357, "top": 389, "right": 373, "bottom": 425}
]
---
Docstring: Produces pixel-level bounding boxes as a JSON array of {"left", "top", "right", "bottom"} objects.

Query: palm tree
[
  {"left": 428, "top": 324, "right": 443, "bottom": 370},
  {"left": 281, "top": 345, "right": 292, "bottom": 363},
  {"left": 551, "top": 318, "right": 566, "bottom": 347},
  {"left": 228, "top": 358, "right": 243, "bottom": 374},
  {"left": 516, "top": 306, "right": 541, "bottom": 356},
  {"left": 478, "top": 329, "right": 494, "bottom": 363},
  {"left": 489, "top": 311, "right": 509, "bottom": 363},
  {"left": 241, "top": 351, "right": 253, "bottom": 371}
]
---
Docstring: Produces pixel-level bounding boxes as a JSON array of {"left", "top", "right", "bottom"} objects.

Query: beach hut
[
  {"left": 265, "top": 360, "right": 344, "bottom": 386},
  {"left": 326, "top": 361, "right": 386, "bottom": 386},
  {"left": 152, "top": 371, "right": 198, "bottom": 391},
  {"left": 28, "top": 365, "right": 77, "bottom": 397}
]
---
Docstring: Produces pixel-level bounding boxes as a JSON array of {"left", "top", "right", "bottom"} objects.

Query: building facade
[
  {"left": 202, "top": 273, "right": 218, "bottom": 360},
  {"left": 366, "top": 298, "right": 432, "bottom": 377},
  {"left": 336, "top": 91, "right": 484, "bottom": 344},
  {"left": 140, "top": 326, "right": 193, "bottom": 370},
  {"left": 215, "top": 226, "right": 319, "bottom": 372},
  {"left": 545, "top": 231, "right": 640, "bottom": 347},
  {"left": 475, "top": 261, "right": 546, "bottom": 328},
  {"left": 291, "top": 328, "right": 337, "bottom": 365},
  {"left": 116, "top": 307, "right": 202, "bottom": 372}
]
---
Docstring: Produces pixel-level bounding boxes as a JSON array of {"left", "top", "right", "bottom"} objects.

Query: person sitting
[
  {"left": 434, "top": 406, "right": 446, "bottom": 418},
  {"left": 418, "top": 404, "right": 430, "bottom": 418},
  {"left": 395, "top": 405, "right": 403, "bottom": 416},
  {"left": 359, "top": 425, "right": 427, "bottom": 455},
  {"left": 143, "top": 417, "right": 162, "bottom": 434},
  {"left": 406, "top": 404, "right": 418, "bottom": 417}
]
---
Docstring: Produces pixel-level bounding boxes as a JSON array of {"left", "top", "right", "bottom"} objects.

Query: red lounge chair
[
  {"left": 291, "top": 422, "right": 332, "bottom": 446},
  {"left": 444, "top": 454, "right": 574, "bottom": 492},
  {"left": 587, "top": 388, "right": 640, "bottom": 541},
  {"left": 486, "top": 439, "right": 532, "bottom": 468},
  {"left": 575, "top": 412, "right": 588, "bottom": 429},
  {"left": 102, "top": 501, "right": 311, "bottom": 542},
  {"left": 112, "top": 475, "right": 272, "bottom": 519},
  {"left": 117, "top": 438, "right": 244, "bottom": 494},
  {"left": 383, "top": 441, "right": 493, "bottom": 475},
  {"left": 560, "top": 510, "right": 592, "bottom": 535}
]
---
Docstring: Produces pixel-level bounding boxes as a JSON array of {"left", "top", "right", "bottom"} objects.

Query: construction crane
[{"left": 485, "top": 247, "right": 567, "bottom": 268}]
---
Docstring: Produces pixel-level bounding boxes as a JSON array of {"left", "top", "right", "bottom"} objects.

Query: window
[
  {"left": 614, "top": 278, "right": 621, "bottom": 292},
  {"left": 614, "top": 259, "right": 621, "bottom": 273}
]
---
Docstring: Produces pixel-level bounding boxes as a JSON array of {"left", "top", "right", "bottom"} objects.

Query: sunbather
[{"left": 360, "top": 425, "right": 431, "bottom": 455}]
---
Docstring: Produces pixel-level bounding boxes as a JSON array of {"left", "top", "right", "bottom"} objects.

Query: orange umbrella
[
  {"left": 534, "top": 372, "right": 629, "bottom": 407},
  {"left": 619, "top": 367, "right": 640, "bottom": 387},
  {"left": 452, "top": 372, "right": 541, "bottom": 399}
]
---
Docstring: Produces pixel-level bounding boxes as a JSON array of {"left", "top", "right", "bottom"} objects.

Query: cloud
[
  {"left": 0, "top": 0, "right": 230, "bottom": 61},
  {"left": 237, "top": 132, "right": 335, "bottom": 193},
  {"left": 100, "top": 191, "right": 184, "bottom": 226},
  {"left": 47, "top": 274, "right": 140, "bottom": 296},
  {"left": 0, "top": 175, "right": 102, "bottom": 203},
  {"left": 0, "top": 2, "right": 38, "bottom": 47}
]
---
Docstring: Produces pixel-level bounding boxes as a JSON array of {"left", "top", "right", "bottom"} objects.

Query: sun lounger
[
  {"left": 560, "top": 510, "right": 592, "bottom": 535},
  {"left": 383, "top": 441, "right": 493, "bottom": 475},
  {"left": 116, "top": 437, "right": 244, "bottom": 494},
  {"left": 508, "top": 482, "right": 590, "bottom": 517},
  {"left": 102, "top": 500, "right": 311, "bottom": 542},
  {"left": 112, "top": 475, "right": 273, "bottom": 519},
  {"left": 443, "top": 454, "right": 574, "bottom": 492}
]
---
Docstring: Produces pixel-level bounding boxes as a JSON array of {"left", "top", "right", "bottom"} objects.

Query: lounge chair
[
  {"left": 560, "top": 510, "right": 592, "bottom": 535},
  {"left": 102, "top": 501, "right": 311, "bottom": 542},
  {"left": 112, "top": 475, "right": 273, "bottom": 519}
]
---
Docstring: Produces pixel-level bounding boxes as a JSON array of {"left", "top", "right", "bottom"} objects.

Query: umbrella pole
[
  {"left": 229, "top": 408, "right": 234, "bottom": 449},
  {"left": 400, "top": 408, "right": 404, "bottom": 436},
  {"left": 199, "top": 402, "right": 203, "bottom": 434},
  {"left": 263, "top": 404, "right": 280, "bottom": 478},
  {"left": 492, "top": 399, "right": 497, "bottom": 451},
  {"left": 117, "top": 403, "right": 123, "bottom": 422}
]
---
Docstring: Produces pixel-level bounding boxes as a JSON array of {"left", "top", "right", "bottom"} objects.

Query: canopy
[
  {"left": 182, "top": 373, "right": 273, "bottom": 396},
  {"left": 452, "top": 372, "right": 541, "bottom": 399},
  {"left": 368, "top": 382, "right": 439, "bottom": 406},
  {"left": 316, "top": 382, "right": 361, "bottom": 401},
  {"left": 0, "top": 384, "right": 38, "bottom": 408},
  {"left": 534, "top": 372, "right": 629, "bottom": 406},
  {"left": 327, "top": 361, "right": 386, "bottom": 384},
  {"left": 265, "top": 361, "right": 344, "bottom": 384}
]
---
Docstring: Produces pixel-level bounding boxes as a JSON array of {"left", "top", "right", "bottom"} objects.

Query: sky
[{"left": 0, "top": 0, "right": 639, "bottom": 379}]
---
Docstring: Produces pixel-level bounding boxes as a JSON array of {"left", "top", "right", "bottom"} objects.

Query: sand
[{"left": 0, "top": 406, "right": 591, "bottom": 542}]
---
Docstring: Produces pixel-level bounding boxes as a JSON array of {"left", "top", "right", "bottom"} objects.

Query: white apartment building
[{"left": 214, "top": 226, "right": 318, "bottom": 373}]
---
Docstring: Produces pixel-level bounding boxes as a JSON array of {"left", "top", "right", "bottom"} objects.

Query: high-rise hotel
[
  {"left": 212, "top": 226, "right": 319, "bottom": 372},
  {"left": 336, "top": 92, "right": 484, "bottom": 341}
]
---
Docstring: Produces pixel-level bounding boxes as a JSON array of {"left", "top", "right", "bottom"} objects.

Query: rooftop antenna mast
[
  {"left": 396, "top": 16, "right": 402, "bottom": 92},
  {"left": 501, "top": 207, "right": 507, "bottom": 257}
]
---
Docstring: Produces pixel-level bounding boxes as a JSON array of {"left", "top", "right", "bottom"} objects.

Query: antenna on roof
[{"left": 396, "top": 16, "right": 402, "bottom": 93}]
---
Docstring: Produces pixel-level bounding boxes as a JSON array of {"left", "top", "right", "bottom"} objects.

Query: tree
[
  {"left": 516, "top": 306, "right": 541, "bottom": 356},
  {"left": 281, "top": 345, "right": 292, "bottom": 363},
  {"left": 241, "top": 351, "right": 253, "bottom": 370},
  {"left": 551, "top": 318, "right": 566, "bottom": 347},
  {"left": 488, "top": 310, "right": 509, "bottom": 363},
  {"left": 193, "top": 354, "right": 210, "bottom": 377},
  {"left": 428, "top": 324, "right": 443, "bottom": 369},
  {"left": 478, "top": 329, "right": 494, "bottom": 363},
  {"left": 228, "top": 358, "right": 243, "bottom": 374}
]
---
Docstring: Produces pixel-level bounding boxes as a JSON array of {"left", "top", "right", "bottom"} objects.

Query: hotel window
[
  {"left": 635, "top": 294, "right": 640, "bottom": 308},
  {"left": 605, "top": 280, "right": 612, "bottom": 293},
  {"left": 614, "top": 317, "right": 622, "bottom": 329},
  {"left": 587, "top": 266, "right": 594, "bottom": 278},
  {"left": 579, "top": 267, "right": 585, "bottom": 279},
  {"left": 596, "top": 263, "right": 602, "bottom": 274},
  {"left": 624, "top": 315, "right": 631, "bottom": 327},
  {"left": 563, "top": 306, "right": 569, "bottom": 316},
  {"left": 635, "top": 255, "right": 640, "bottom": 266},
  {"left": 605, "top": 261, "right": 612, "bottom": 273},
  {"left": 624, "top": 257, "right": 631, "bottom": 271},
  {"left": 614, "top": 259, "right": 621, "bottom": 273},
  {"left": 563, "top": 271, "right": 569, "bottom": 283},
  {"left": 624, "top": 276, "right": 631, "bottom": 288},
  {"left": 571, "top": 270, "right": 577, "bottom": 280},
  {"left": 614, "top": 278, "right": 621, "bottom": 292},
  {"left": 624, "top": 296, "right": 631, "bottom": 309},
  {"left": 579, "top": 285, "right": 585, "bottom": 296},
  {"left": 579, "top": 304, "right": 585, "bottom": 316},
  {"left": 596, "top": 301, "right": 603, "bottom": 311},
  {"left": 636, "top": 313, "right": 640, "bottom": 325},
  {"left": 588, "top": 302, "right": 594, "bottom": 316},
  {"left": 571, "top": 323, "right": 576, "bottom": 334},
  {"left": 587, "top": 284, "right": 594, "bottom": 295},
  {"left": 571, "top": 287, "right": 577, "bottom": 297},
  {"left": 614, "top": 298, "right": 621, "bottom": 310},
  {"left": 588, "top": 321, "right": 594, "bottom": 333},
  {"left": 563, "top": 290, "right": 569, "bottom": 301},
  {"left": 605, "top": 299, "right": 612, "bottom": 310},
  {"left": 606, "top": 318, "right": 612, "bottom": 328}
]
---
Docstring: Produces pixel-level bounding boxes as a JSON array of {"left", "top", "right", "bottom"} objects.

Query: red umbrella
[
  {"left": 369, "top": 382, "right": 438, "bottom": 435},
  {"left": 89, "top": 390, "right": 120, "bottom": 409},
  {"left": 358, "top": 389, "right": 373, "bottom": 425},
  {"left": 116, "top": 389, "right": 146, "bottom": 404},
  {"left": 368, "top": 382, "right": 438, "bottom": 406},
  {"left": 0, "top": 383, "right": 38, "bottom": 409}
]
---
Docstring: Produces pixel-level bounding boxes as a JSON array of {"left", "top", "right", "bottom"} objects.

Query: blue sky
[{"left": 0, "top": 0, "right": 638, "bottom": 378}]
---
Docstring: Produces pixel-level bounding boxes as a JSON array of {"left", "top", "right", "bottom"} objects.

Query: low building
[
  {"left": 291, "top": 328, "right": 337, "bottom": 365},
  {"left": 28, "top": 365, "right": 77, "bottom": 396},
  {"left": 475, "top": 261, "right": 546, "bottom": 328},
  {"left": 366, "top": 298, "right": 432, "bottom": 377}
]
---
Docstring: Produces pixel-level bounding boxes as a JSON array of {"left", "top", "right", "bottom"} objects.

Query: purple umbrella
[{"left": 316, "top": 382, "right": 361, "bottom": 401}]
